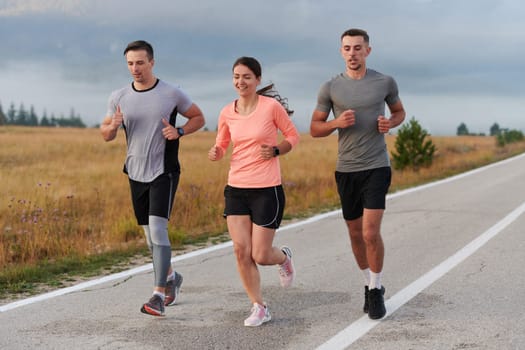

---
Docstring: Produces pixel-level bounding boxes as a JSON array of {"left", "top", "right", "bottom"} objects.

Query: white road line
[
  {"left": 0, "top": 241, "right": 232, "bottom": 313},
  {"left": 315, "top": 201, "right": 525, "bottom": 349},
  {"left": 1, "top": 153, "right": 524, "bottom": 314}
]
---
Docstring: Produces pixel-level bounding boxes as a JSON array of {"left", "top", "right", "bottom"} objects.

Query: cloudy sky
[{"left": 0, "top": 0, "right": 523, "bottom": 135}]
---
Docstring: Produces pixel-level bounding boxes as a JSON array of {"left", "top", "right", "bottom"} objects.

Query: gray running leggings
[{"left": 142, "top": 215, "right": 171, "bottom": 288}]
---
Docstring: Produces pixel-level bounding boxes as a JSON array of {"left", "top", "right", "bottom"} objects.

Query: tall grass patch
[{"left": 1, "top": 126, "right": 525, "bottom": 283}]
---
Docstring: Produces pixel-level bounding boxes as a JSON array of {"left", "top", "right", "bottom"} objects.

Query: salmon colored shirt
[{"left": 215, "top": 95, "right": 300, "bottom": 188}]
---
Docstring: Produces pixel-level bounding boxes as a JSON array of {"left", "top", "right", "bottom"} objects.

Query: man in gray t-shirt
[
  {"left": 100, "top": 40, "right": 205, "bottom": 316},
  {"left": 310, "top": 28, "right": 406, "bottom": 320}
]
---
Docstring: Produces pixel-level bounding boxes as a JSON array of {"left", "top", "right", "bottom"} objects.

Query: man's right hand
[
  {"left": 100, "top": 105, "right": 124, "bottom": 141},
  {"left": 111, "top": 105, "right": 124, "bottom": 130},
  {"left": 336, "top": 109, "right": 356, "bottom": 129}
]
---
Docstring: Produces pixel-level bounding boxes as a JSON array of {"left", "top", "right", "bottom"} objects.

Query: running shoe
[
  {"left": 368, "top": 286, "right": 386, "bottom": 320},
  {"left": 278, "top": 246, "right": 295, "bottom": 288},
  {"left": 244, "top": 303, "right": 271, "bottom": 327},
  {"left": 363, "top": 285, "right": 369, "bottom": 313},
  {"left": 165, "top": 271, "right": 183, "bottom": 306},
  {"left": 140, "top": 294, "right": 165, "bottom": 316}
]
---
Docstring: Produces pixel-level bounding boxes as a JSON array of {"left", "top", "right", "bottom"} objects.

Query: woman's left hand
[{"left": 260, "top": 144, "right": 274, "bottom": 160}]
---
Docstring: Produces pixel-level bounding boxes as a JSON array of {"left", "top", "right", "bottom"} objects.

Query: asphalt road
[{"left": 1, "top": 153, "right": 524, "bottom": 350}]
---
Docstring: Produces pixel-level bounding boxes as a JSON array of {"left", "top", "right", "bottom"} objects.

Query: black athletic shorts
[
  {"left": 335, "top": 167, "right": 391, "bottom": 221},
  {"left": 223, "top": 185, "right": 285, "bottom": 229},
  {"left": 129, "top": 172, "right": 180, "bottom": 225}
]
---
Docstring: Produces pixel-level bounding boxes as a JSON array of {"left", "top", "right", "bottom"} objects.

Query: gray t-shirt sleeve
[
  {"left": 106, "top": 89, "right": 120, "bottom": 117},
  {"left": 385, "top": 76, "right": 400, "bottom": 107},
  {"left": 315, "top": 81, "right": 333, "bottom": 114},
  {"left": 172, "top": 86, "right": 193, "bottom": 114}
]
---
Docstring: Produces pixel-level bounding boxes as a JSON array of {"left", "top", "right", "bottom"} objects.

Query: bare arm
[
  {"left": 100, "top": 105, "right": 123, "bottom": 141},
  {"left": 310, "top": 109, "right": 356, "bottom": 138},
  {"left": 387, "top": 100, "right": 406, "bottom": 129},
  {"left": 378, "top": 99, "right": 406, "bottom": 133},
  {"left": 161, "top": 103, "right": 206, "bottom": 140},
  {"left": 276, "top": 140, "right": 292, "bottom": 156},
  {"left": 178, "top": 103, "right": 205, "bottom": 135},
  {"left": 260, "top": 140, "right": 293, "bottom": 159}
]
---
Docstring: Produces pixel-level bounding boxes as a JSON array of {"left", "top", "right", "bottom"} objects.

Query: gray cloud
[
  {"left": 0, "top": 0, "right": 88, "bottom": 16},
  {"left": 0, "top": 0, "right": 523, "bottom": 134}
]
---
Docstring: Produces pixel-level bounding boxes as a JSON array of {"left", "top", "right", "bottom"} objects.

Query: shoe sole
[
  {"left": 141, "top": 305, "right": 165, "bottom": 316},
  {"left": 368, "top": 307, "right": 386, "bottom": 320},
  {"left": 369, "top": 312, "right": 386, "bottom": 320},
  {"left": 244, "top": 315, "right": 271, "bottom": 327}
]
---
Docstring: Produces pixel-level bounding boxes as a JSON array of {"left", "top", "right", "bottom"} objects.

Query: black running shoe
[
  {"left": 368, "top": 286, "right": 386, "bottom": 320},
  {"left": 363, "top": 286, "right": 369, "bottom": 313}
]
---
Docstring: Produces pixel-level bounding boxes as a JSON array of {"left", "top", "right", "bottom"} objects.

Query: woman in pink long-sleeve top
[{"left": 208, "top": 56, "right": 299, "bottom": 327}]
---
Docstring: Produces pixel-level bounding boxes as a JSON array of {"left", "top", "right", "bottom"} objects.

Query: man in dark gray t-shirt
[
  {"left": 310, "top": 28, "right": 406, "bottom": 320},
  {"left": 100, "top": 40, "right": 205, "bottom": 317}
]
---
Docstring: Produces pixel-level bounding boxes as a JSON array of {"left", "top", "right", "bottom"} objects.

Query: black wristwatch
[
  {"left": 272, "top": 146, "right": 280, "bottom": 157},
  {"left": 176, "top": 127, "right": 185, "bottom": 137}
]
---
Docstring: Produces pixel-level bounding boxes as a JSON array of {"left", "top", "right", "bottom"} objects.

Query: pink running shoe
[
  {"left": 244, "top": 303, "right": 271, "bottom": 327},
  {"left": 278, "top": 246, "right": 295, "bottom": 288}
]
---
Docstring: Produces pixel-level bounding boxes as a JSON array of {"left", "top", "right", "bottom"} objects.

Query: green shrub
[
  {"left": 496, "top": 129, "right": 524, "bottom": 147},
  {"left": 391, "top": 117, "right": 436, "bottom": 171}
]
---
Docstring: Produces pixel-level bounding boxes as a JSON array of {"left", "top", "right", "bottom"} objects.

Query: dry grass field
[{"left": 1, "top": 126, "right": 525, "bottom": 275}]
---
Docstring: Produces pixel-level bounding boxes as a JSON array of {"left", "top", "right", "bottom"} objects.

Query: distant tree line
[
  {"left": 392, "top": 117, "right": 525, "bottom": 171},
  {"left": 0, "top": 101, "right": 86, "bottom": 128},
  {"left": 457, "top": 122, "right": 523, "bottom": 147},
  {"left": 456, "top": 122, "right": 522, "bottom": 137}
]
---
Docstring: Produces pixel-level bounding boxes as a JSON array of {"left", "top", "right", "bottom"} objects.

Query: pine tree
[
  {"left": 0, "top": 102, "right": 6, "bottom": 125},
  {"left": 457, "top": 122, "right": 469, "bottom": 136},
  {"left": 391, "top": 117, "right": 436, "bottom": 171},
  {"left": 29, "top": 105, "right": 39, "bottom": 126},
  {"left": 40, "top": 110, "right": 51, "bottom": 127},
  {"left": 7, "top": 103, "right": 16, "bottom": 124},
  {"left": 489, "top": 123, "right": 500, "bottom": 136},
  {"left": 16, "top": 103, "right": 28, "bottom": 125}
]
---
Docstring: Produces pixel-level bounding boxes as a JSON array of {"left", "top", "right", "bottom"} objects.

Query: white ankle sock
[{"left": 369, "top": 271, "right": 382, "bottom": 290}]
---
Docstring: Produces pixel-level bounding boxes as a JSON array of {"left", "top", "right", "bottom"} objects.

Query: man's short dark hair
[
  {"left": 341, "top": 28, "right": 369, "bottom": 44},
  {"left": 124, "top": 40, "right": 154, "bottom": 60}
]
